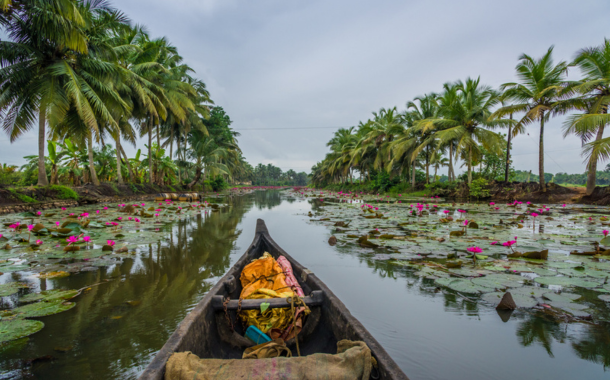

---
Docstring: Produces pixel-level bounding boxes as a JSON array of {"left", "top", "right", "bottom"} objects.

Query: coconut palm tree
[
  {"left": 419, "top": 78, "right": 506, "bottom": 184},
  {"left": 493, "top": 47, "right": 568, "bottom": 192},
  {"left": 563, "top": 39, "right": 610, "bottom": 195},
  {"left": 0, "top": 0, "right": 88, "bottom": 185}
]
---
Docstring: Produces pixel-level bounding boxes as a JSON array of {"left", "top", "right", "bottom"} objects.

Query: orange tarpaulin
[{"left": 239, "top": 252, "right": 292, "bottom": 299}]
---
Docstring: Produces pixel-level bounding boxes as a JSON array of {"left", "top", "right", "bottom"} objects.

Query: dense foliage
[
  {"left": 0, "top": 0, "right": 264, "bottom": 191},
  {"left": 312, "top": 42, "right": 610, "bottom": 195}
]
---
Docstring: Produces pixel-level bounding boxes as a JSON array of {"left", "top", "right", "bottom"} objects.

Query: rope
[{"left": 287, "top": 295, "right": 307, "bottom": 357}]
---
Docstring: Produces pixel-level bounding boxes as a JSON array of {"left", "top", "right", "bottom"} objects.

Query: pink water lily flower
[
  {"left": 443, "top": 210, "right": 450, "bottom": 214},
  {"left": 37, "top": 211, "right": 41, "bottom": 216},
  {"left": 61, "top": 207, "right": 66, "bottom": 211},
  {"left": 103, "top": 207, "right": 108, "bottom": 210},
  {"left": 83, "top": 236, "right": 91, "bottom": 242},
  {"left": 135, "top": 218, "right": 140, "bottom": 223},
  {"left": 80, "top": 212, "right": 89, "bottom": 218},
  {"left": 55, "top": 221, "right": 60, "bottom": 227},
  {"left": 117, "top": 217, "right": 122, "bottom": 221},
  {"left": 27, "top": 224, "right": 34, "bottom": 231},
  {"left": 66, "top": 236, "right": 79, "bottom": 245},
  {"left": 490, "top": 241, "right": 499, "bottom": 245},
  {"left": 107, "top": 240, "right": 116, "bottom": 247},
  {"left": 467, "top": 246, "right": 482, "bottom": 254},
  {"left": 531, "top": 213, "right": 539, "bottom": 218},
  {"left": 489, "top": 202, "right": 495, "bottom": 206},
  {"left": 603, "top": 230, "right": 609, "bottom": 237},
  {"left": 502, "top": 240, "right": 516, "bottom": 247},
  {"left": 35, "top": 239, "right": 43, "bottom": 245},
  {"left": 463, "top": 220, "right": 469, "bottom": 226}
]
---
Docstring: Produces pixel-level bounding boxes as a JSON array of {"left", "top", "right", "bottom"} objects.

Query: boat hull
[{"left": 139, "top": 219, "right": 408, "bottom": 380}]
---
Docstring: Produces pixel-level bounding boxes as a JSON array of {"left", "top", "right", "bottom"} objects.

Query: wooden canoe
[{"left": 139, "top": 219, "right": 408, "bottom": 380}]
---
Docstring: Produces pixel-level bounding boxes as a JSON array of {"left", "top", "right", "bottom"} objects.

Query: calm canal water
[{"left": 0, "top": 190, "right": 609, "bottom": 379}]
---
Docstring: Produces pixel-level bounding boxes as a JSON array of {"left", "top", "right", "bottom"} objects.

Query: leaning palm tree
[
  {"left": 0, "top": 0, "right": 88, "bottom": 185},
  {"left": 563, "top": 39, "right": 610, "bottom": 195},
  {"left": 493, "top": 47, "right": 568, "bottom": 192}
]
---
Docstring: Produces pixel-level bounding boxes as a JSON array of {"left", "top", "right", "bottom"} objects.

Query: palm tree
[
  {"left": 0, "top": 0, "right": 88, "bottom": 185},
  {"left": 431, "top": 152, "right": 449, "bottom": 181},
  {"left": 419, "top": 78, "right": 506, "bottom": 184},
  {"left": 493, "top": 47, "right": 568, "bottom": 192},
  {"left": 563, "top": 39, "right": 610, "bottom": 195},
  {"left": 405, "top": 94, "right": 440, "bottom": 184}
]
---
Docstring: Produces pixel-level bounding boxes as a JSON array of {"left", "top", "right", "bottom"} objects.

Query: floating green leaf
[
  {"left": 4, "top": 300, "right": 76, "bottom": 318},
  {"left": 0, "top": 319, "right": 44, "bottom": 343},
  {"left": 20, "top": 289, "right": 79, "bottom": 304}
]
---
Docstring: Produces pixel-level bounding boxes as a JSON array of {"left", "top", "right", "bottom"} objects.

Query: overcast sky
[{"left": 1, "top": 0, "right": 609, "bottom": 175}]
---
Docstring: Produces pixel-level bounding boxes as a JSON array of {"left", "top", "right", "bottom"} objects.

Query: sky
[{"left": 1, "top": 0, "right": 610, "bottom": 176}]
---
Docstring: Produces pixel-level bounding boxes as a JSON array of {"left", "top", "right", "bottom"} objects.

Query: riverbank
[
  {"left": 0, "top": 183, "right": 181, "bottom": 215},
  {"left": 319, "top": 180, "right": 589, "bottom": 204}
]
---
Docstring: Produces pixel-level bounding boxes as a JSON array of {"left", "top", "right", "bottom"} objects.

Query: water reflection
[
  {"left": 515, "top": 314, "right": 566, "bottom": 357},
  {"left": 572, "top": 324, "right": 610, "bottom": 368},
  {"left": 331, "top": 232, "right": 610, "bottom": 372},
  {"left": 0, "top": 192, "right": 261, "bottom": 380}
]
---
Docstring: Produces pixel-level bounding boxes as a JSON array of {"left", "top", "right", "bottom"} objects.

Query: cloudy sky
[{"left": 2, "top": 0, "right": 609, "bottom": 175}]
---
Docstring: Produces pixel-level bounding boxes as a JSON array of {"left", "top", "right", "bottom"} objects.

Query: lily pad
[
  {"left": 4, "top": 300, "right": 76, "bottom": 318},
  {"left": 0, "top": 319, "right": 44, "bottom": 343},
  {"left": 0, "top": 282, "right": 27, "bottom": 297},
  {"left": 534, "top": 276, "right": 601, "bottom": 288},
  {"left": 20, "top": 289, "right": 79, "bottom": 304}
]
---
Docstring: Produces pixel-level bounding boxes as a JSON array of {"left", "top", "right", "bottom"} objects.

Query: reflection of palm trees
[
  {"left": 253, "top": 190, "right": 283, "bottom": 210},
  {"left": 572, "top": 324, "right": 610, "bottom": 368},
  {"left": 13, "top": 193, "right": 262, "bottom": 379},
  {"left": 515, "top": 315, "right": 566, "bottom": 358}
]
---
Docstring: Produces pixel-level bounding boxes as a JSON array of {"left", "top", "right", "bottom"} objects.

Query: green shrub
[
  {"left": 209, "top": 176, "right": 228, "bottom": 192},
  {"left": 8, "top": 188, "right": 36, "bottom": 203},
  {"left": 128, "top": 183, "right": 139, "bottom": 193},
  {"left": 469, "top": 178, "right": 490, "bottom": 199},
  {"left": 49, "top": 185, "right": 79, "bottom": 200}
]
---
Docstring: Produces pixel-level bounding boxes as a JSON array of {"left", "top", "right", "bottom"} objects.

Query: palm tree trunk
[
  {"left": 37, "top": 109, "right": 49, "bottom": 186},
  {"left": 87, "top": 134, "right": 101, "bottom": 186},
  {"left": 539, "top": 113, "right": 546, "bottom": 192},
  {"left": 448, "top": 144, "right": 454, "bottom": 182},
  {"left": 156, "top": 123, "right": 161, "bottom": 184},
  {"left": 148, "top": 118, "right": 153, "bottom": 184},
  {"left": 411, "top": 161, "right": 416, "bottom": 187},
  {"left": 119, "top": 145, "right": 136, "bottom": 183},
  {"left": 116, "top": 135, "right": 123, "bottom": 184},
  {"left": 50, "top": 164, "right": 58, "bottom": 185},
  {"left": 425, "top": 149, "right": 430, "bottom": 184},
  {"left": 169, "top": 128, "right": 173, "bottom": 160},
  {"left": 468, "top": 146, "right": 472, "bottom": 185},
  {"left": 586, "top": 123, "right": 605, "bottom": 195},
  {"left": 505, "top": 114, "right": 512, "bottom": 182}
]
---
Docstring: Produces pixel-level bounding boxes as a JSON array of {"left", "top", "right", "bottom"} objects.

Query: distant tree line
[{"left": 232, "top": 163, "right": 308, "bottom": 186}]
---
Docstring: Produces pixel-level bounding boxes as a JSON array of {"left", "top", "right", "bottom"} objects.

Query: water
[{"left": 1, "top": 190, "right": 609, "bottom": 379}]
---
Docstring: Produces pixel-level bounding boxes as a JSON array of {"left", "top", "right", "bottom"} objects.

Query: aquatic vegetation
[
  {"left": 0, "top": 199, "right": 228, "bottom": 343},
  {"left": 302, "top": 189, "right": 610, "bottom": 322}
]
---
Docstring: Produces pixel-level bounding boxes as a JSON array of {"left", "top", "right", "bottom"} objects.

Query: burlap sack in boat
[{"left": 164, "top": 340, "right": 373, "bottom": 380}]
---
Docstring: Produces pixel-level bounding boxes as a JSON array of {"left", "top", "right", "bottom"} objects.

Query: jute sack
[{"left": 165, "top": 340, "right": 372, "bottom": 380}]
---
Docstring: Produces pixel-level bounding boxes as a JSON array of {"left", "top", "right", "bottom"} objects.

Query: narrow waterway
[{"left": 0, "top": 190, "right": 608, "bottom": 379}]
